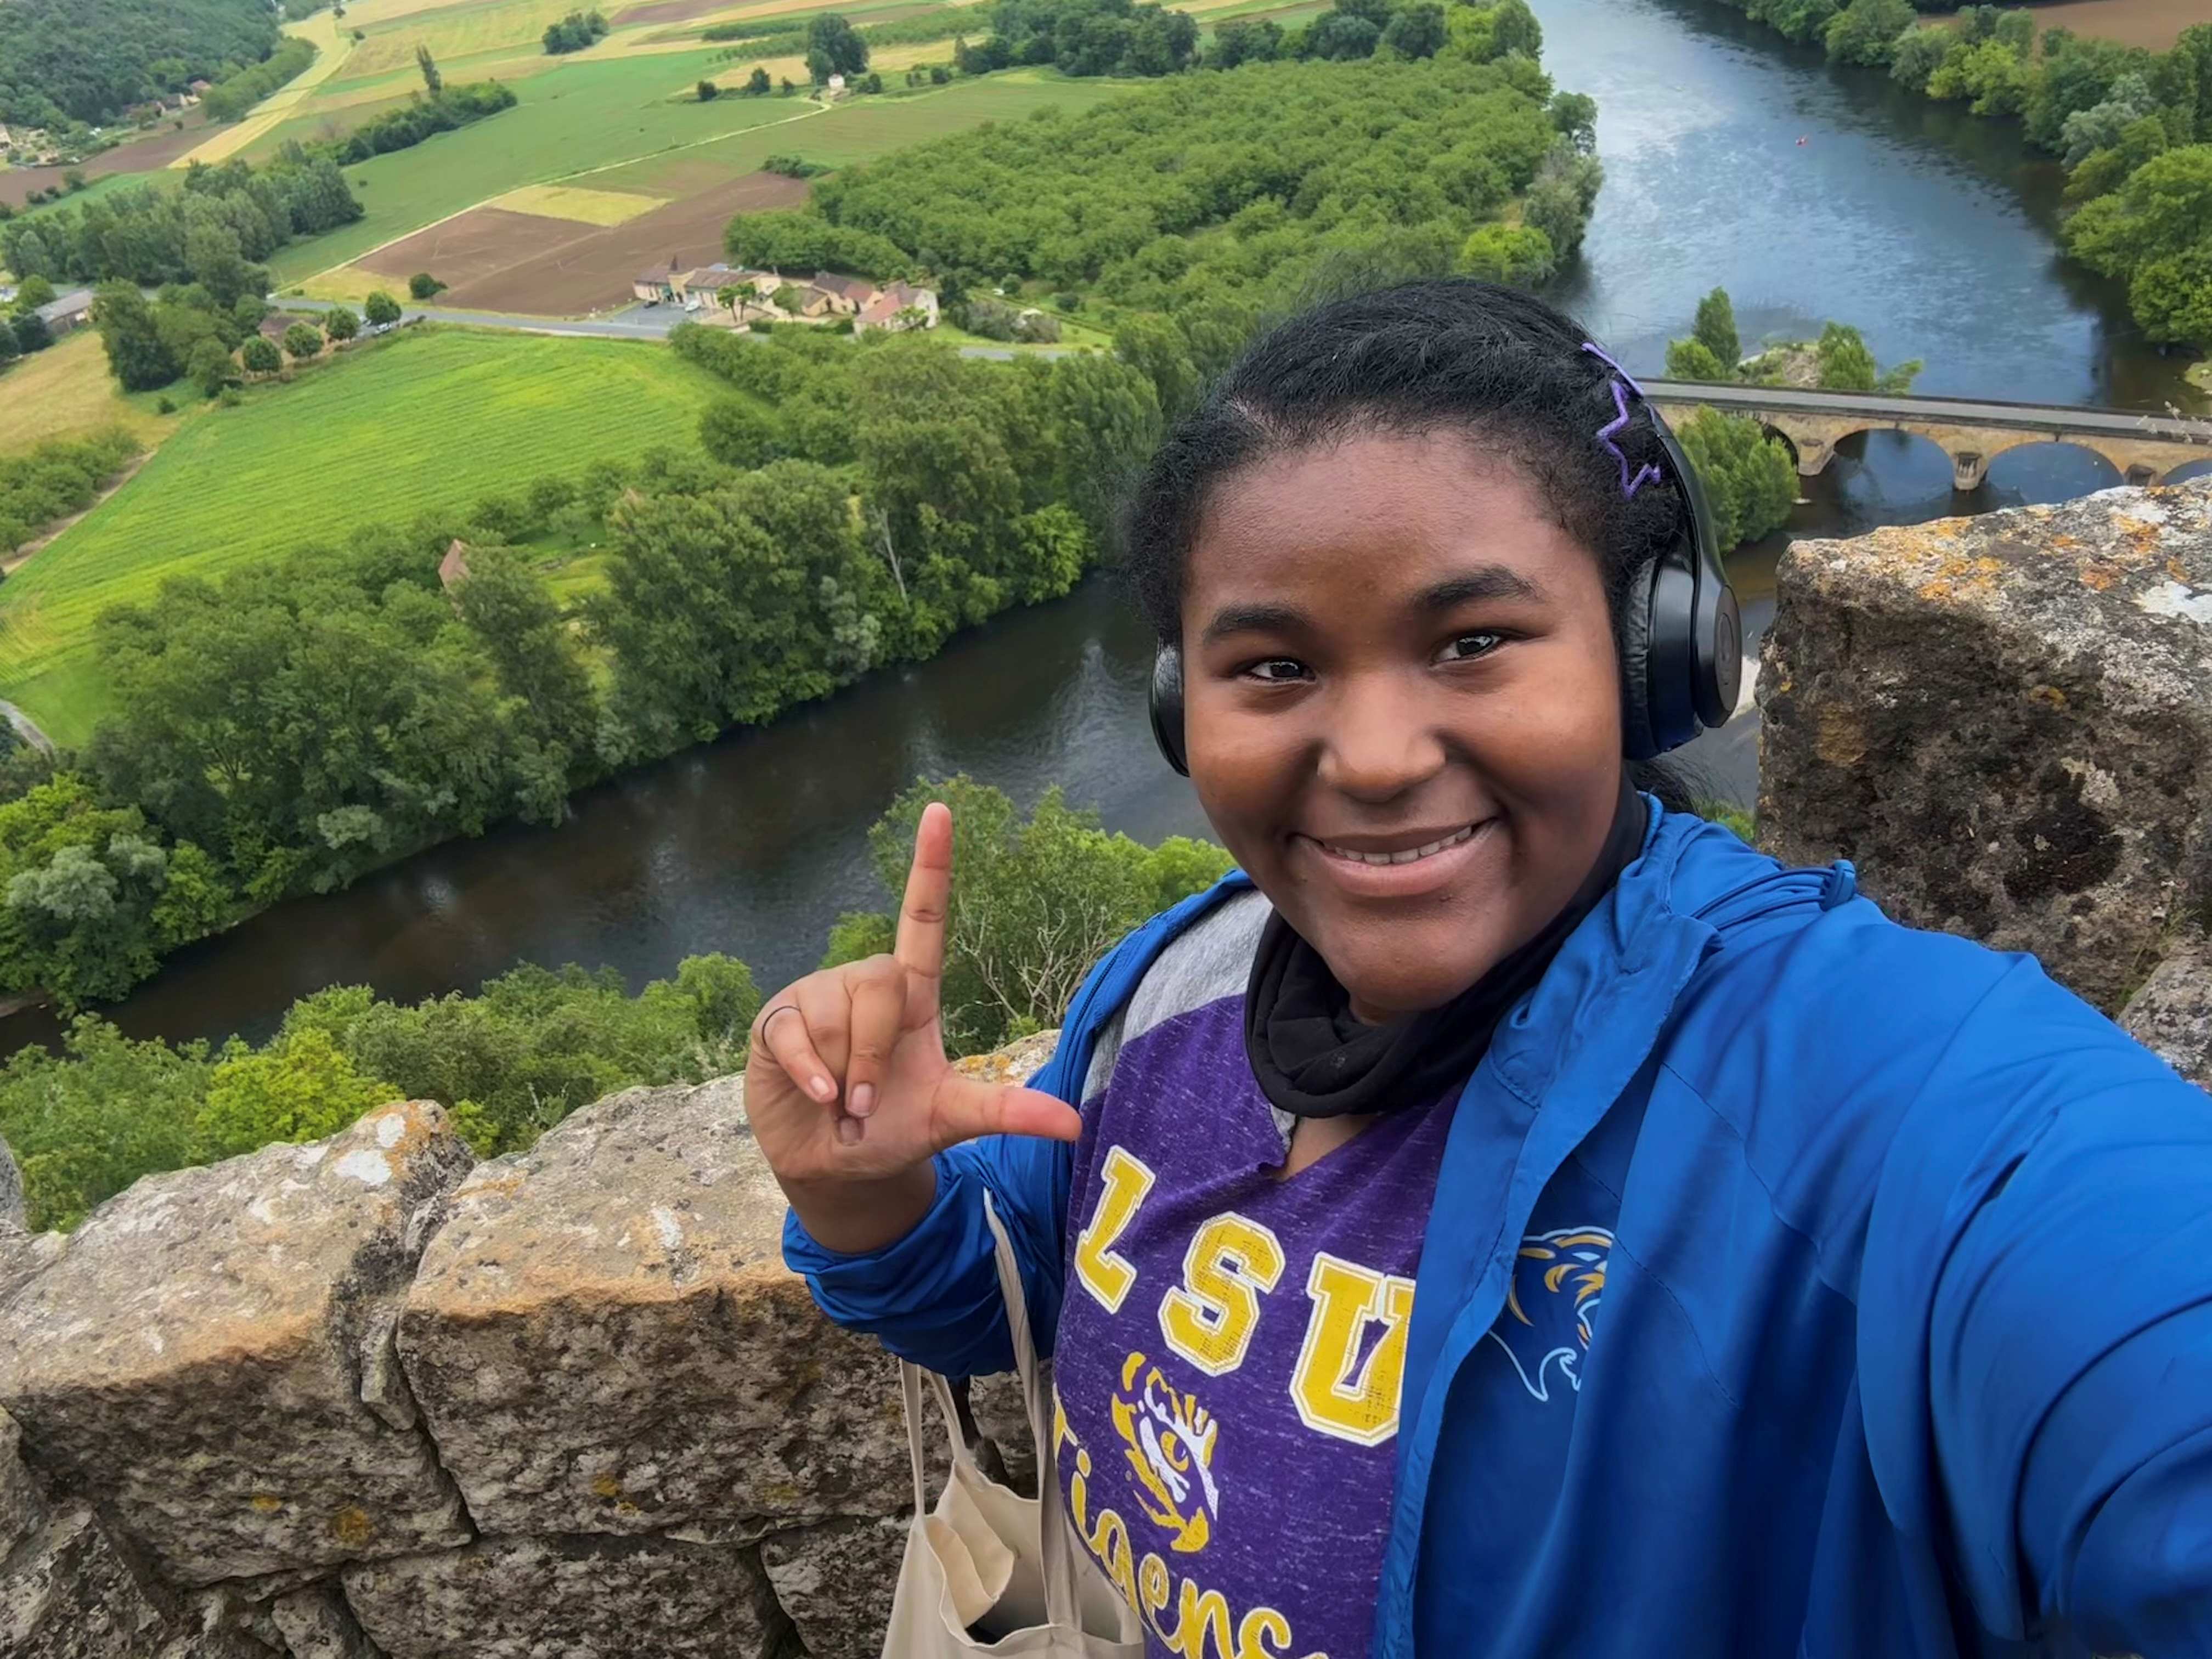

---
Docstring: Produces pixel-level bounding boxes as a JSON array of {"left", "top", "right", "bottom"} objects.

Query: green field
[
  {"left": 263, "top": 52, "right": 811, "bottom": 283},
  {"left": 0, "top": 329, "right": 731, "bottom": 743},
  {"left": 262, "top": 65, "right": 1132, "bottom": 285},
  {"left": 588, "top": 69, "right": 1137, "bottom": 192}
]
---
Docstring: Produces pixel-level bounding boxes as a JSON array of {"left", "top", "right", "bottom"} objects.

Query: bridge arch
[{"left": 1977, "top": 437, "right": 2124, "bottom": 496}]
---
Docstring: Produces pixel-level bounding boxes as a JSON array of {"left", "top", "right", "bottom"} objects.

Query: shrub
[{"left": 408, "top": 272, "right": 446, "bottom": 300}]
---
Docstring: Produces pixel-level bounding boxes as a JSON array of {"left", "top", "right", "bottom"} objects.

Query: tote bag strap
[{"left": 976, "top": 1189, "right": 1086, "bottom": 1632}]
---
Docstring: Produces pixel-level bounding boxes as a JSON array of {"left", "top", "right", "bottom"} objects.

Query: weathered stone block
[
  {"left": 0, "top": 1226, "right": 62, "bottom": 1310},
  {"left": 0, "top": 1503, "right": 175, "bottom": 1657},
  {"left": 1759, "top": 481, "right": 2212, "bottom": 1012},
  {"left": 1, "top": 1131, "right": 22, "bottom": 1229},
  {"left": 2121, "top": 934, "right": 2212, "bottom": 1091},
  {"left": 341, "top": 1534, "right": 788, "bottom": 1659},
  {"left": 399, "top": 1076, "right": 910, "bottom": 1541},
  {"left": 0, "top": 1102, "right": 476, "bottom": 1585},
  {"left": 3, "top": 1408, "right": 48, "bottom": 1561},
  {"left": 272, "top": 1581, "right": 383, "bottom": 1659},
  {"left": 759, "top": 1514, "right": 908, "bottom": 1659}
]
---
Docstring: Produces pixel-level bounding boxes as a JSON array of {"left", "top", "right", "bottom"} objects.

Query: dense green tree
[
  {"left": 364, "top": 290, "right": 402, "bottom": 326},
  {"left": 1380, "top": 3, "right": 1447, "bottom": 59},
  {"left": 1207, "top": 18, "right": 1283, "bottom": 67},
  {"left": 792, "top": 57, "right": 1566, "bottom": 310},
  {"left": 2065, "top": 145, "right": 2212, "bottom": 346},
  {"left": 1664, "top": 337, "right": 1730, "bottom": 381},
  {"left": 10, "top": 274, "right": 55, "bottom": 313},
  {"left": 543, "top": 8, "right": 610, "bottom": 52},
  {"left": 9, "top": 314, "right": 50, "bottom": 355},
  {"left": 1692, "top": 286, "right": 1740, "bottom": 368},
  {"left": 453, "top": 545, "right": 599, "bottom": 785},
  {"left": 591, "top": 459, "right": 885, "bottom": 747},
  {"left": 187, "top": 336, "right": 236, "bottom": 397},
  {"left": 747, "top": 65, "right": 773, "bottom": 93},
  {"left": 1458, "top": 221, "right": 1554, "bottom": 285},
  {"left": 240, "top": 335, "right": 281, "bottom": 375},
  {"left": 416, "top": 42, "right": 443, "bottom": 92},
  {"left": 282, "top": 320, "right": 324, "bottom": 360},
  {"left": 1887, "top": 24, "right": 1955, "bottom": 92},
  {"left": 1674, "top": 407, "right": 1798, "bottom": 550},
  {"left": 836, "top": 776, "right": 1233, "bottom": 1051},
  {"left": 0, "top": 0, "right": 280, "bottom": 128},
  {"left": 697, "top": 399, "right": 788, "bottom": 469},
  {"left": 1822, "top": 0, "right": 1913, "bottom": 67},
  {"left": 1036, "top": 352, "right": 1162, "bottom": 540},
  {"left": 190, "top": 1026, "right": 397, "bottom": 1164},
  {"left": 2058, "top": 70, "right": 2157, "bottom": 165},
  {"left": 0, "top": 429, "right": 138, "bottom": 554},
  {"left": 323, "top": 304, "right": 359, "bottom": 342},
  {"left": 1522, "top": 143, "right": 1604, "bottom": 263},
  {"left": 806, "top": 12, "right": 869, "bottom": 81},
  {"left": 92, "top": 283, "right": 182, "bottom": 393},
  {"left": 1113, "top": 313, "right": 1203, "bottom": 422},
  {"left": 0, "top": 1015, "right": 211, "bottom": 1231},
  {"left": 1307, "top": 10, "right": 1382, "bottom": 59}
]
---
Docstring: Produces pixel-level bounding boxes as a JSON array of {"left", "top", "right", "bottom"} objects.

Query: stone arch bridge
[{"left": 1645, "top": 380, "right": 2212, "bottom": 491}]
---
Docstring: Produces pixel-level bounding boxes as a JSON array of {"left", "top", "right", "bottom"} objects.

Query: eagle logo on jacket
[{"left": 1487, "top": 1227, "right": 1613, "bottom": 1403}]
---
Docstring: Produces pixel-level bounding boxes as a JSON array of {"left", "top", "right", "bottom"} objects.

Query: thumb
[{"left": 930, "top": 1076, "right": 1084, "bottom": 1150}]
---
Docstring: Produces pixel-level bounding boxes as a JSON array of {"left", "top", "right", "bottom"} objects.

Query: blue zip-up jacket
[{"left": 786, "top": 806, "right": 2212, "bottom": 1658}]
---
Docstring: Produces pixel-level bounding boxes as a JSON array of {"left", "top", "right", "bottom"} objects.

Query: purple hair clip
[{"left": 1581, "top": 342, "right": 1662, "bottom": 500}]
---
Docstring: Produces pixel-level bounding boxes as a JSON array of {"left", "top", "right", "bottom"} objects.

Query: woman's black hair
[{"left": 1121, "top": 278, "right": 1706, "bottom": 811}]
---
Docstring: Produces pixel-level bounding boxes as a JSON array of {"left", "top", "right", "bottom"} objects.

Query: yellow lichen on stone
[
  {"left": 250, "top": 1492, "right": 284, "bottom": 1513},
  {"left": 1815, "top": 708, "right": 1866, "bottom": 768},
  {"left": 2027, "top": 685, "right": 2067, "bottom": 710},
  {"left": 591, "top": 1472, "right": 622, "bottom": 1499},
  {"left": 329, "top": 1505, "right": 375, "bottom": 1548}
]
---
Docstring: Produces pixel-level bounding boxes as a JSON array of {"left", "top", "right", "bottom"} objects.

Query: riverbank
[
  {"left": 1676, "top": 0, "right": 2209, "bottom": 369},
  {"left": 0, "top": 0, "right": 2194, "bottom": 1058}
]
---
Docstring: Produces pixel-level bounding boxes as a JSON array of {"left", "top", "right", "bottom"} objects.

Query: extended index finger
[{"left": 894, "top": 801, "right": 952, "bottom": 985}]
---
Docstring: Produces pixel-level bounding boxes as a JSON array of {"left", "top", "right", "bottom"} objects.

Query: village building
[
  {"left": 854, "top": 280, "right": 940, "bottom": 334},
  {"left": 807, "top": 272, "right": 876, "bottom": 315},
  {"left": 33, "top": 287, "right": 96, "bottom": 337}
]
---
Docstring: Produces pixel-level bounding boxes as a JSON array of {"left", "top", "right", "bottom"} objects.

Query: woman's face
[{"left": 1180, "top": 428, "right": 1625, "bottom": 1022}]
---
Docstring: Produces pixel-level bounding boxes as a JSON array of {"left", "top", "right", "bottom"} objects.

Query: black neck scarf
[{"left": 1243, "top": 777, "right": 1646, "bottom": 1120}]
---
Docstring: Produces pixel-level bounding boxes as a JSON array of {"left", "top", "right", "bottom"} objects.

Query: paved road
[{"left": 285, "top": 298, "right": 1071, "bottom": 357}]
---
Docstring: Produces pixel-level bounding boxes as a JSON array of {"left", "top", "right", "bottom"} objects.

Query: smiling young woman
[{"left": 753, "top": 281, "right": 2212, "bottom": 1659}]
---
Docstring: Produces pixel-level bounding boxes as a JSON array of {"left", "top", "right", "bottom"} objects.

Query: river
[{"left": 6, "top": 0, "right": 2207, "bottom": 1054}]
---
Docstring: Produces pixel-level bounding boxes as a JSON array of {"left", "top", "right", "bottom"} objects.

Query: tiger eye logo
[{"left": 1108, "top": 1351, "right": 1221, "bottom": 1554}]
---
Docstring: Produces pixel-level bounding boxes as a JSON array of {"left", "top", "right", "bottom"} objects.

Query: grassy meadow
[
  {"left": 0, "top": 329, "right": 734, "bottom": 743},
  {"left": 0, "top": 335, "right": 179, "bottom": 456}
]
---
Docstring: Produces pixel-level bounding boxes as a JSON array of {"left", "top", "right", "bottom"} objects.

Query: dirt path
[
  {"left": 173, "top": 9, "right": 358, "bottom": 170},
  {"left": 3, "top": 453, "right": 153, "bottom": 576},
  {"left": 0, "top": 701, "right": 53, "bottom": 757}
]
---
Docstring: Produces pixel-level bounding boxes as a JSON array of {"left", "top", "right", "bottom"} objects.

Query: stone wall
[
  {"left": 1759, "top": 476, "right": 2212, "bottom": 1086},
  {"left": 5, "top": 479, "right": 2211, "bottom": 1657},
  {"left": 0, "top": 1035, "right": 1056, "bottom": 1659}
]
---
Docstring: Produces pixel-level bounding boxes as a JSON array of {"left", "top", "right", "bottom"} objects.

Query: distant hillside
[{"left": 0, "top": 0, "right": 281, "bottom": 128}]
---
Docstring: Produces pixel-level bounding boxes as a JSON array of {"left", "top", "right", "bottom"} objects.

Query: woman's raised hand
[{"left": 746, "top": 802, "right": 1084, "bottom": 1212}]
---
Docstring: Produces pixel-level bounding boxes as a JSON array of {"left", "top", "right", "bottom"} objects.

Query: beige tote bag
[{"left": 881, "top": 1192, "right": 1146, "bottom": 1659}]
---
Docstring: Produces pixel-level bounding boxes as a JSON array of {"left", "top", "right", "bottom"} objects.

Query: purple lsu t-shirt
[{"left": 1052, "top": 990, "right": 1454, "bottom": 1659}]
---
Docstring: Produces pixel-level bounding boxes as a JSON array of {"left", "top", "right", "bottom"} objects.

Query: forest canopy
[
  {"left": 732, "top": 52, "right": 1595, "bottom": 312},
  {"left": 0, "top": 0, "right": 282, "bottom": 127}
]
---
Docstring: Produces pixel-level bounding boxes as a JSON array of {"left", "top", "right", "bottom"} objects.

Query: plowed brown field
[{"left": 357, "top": 171, "right": 809, "bottom": 314}]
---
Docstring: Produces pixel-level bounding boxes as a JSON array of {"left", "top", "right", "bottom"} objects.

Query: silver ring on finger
[{"left": 758, "top": 1003, "right": 805, "bottom": 1042}]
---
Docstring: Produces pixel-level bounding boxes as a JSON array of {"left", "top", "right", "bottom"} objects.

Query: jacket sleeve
[
  {"left": 1858, "top": 955, "right": 2212, "bottom": 1655},
  {"left": 782, "top": 1128, "right": 1075, "bottom": 1377}
]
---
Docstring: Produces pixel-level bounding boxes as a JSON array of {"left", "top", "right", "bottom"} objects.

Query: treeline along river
[{"left": 5, "top": 0, "right": 2207, "bottom": 1056}]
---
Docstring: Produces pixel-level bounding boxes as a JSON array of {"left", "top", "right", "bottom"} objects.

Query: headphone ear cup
[
  {"left": 1617, "top": 561, "right": 1661, "bottom": 763},
  {"left": 1149, "top": 648, "right": 1189, "bottom": 777}
]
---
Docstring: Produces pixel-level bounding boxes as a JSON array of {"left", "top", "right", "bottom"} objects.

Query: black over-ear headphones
[{"left": 1147, "top": 380, "right": 1741, "bottom": 775}]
